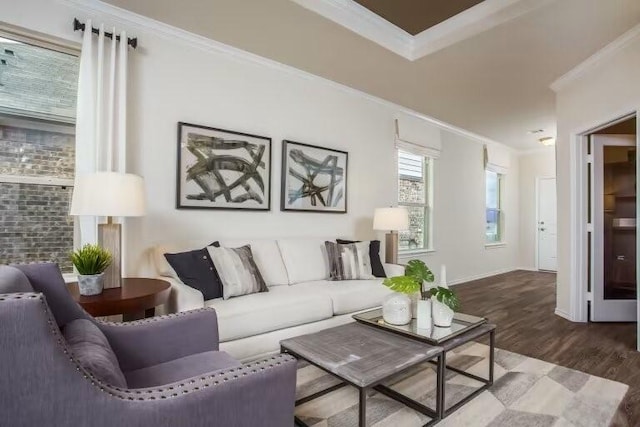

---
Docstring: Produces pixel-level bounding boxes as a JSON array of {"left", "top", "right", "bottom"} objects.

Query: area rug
[{"left": 294, "top": 342, "right": 628, "bottom": 427}]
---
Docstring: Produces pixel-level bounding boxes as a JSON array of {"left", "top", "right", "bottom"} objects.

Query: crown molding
[
  {"left": 292, "top": 0, "right": 550, "bottom": 61},
  {"left": 290, "top": 0, "right": 413, "bottom": 59},
  {"left": 550, "top": 22, "right": 640, "bottom": 93},
  {"left": 60, "top": 0, "right": 516, "bottom": 151}
]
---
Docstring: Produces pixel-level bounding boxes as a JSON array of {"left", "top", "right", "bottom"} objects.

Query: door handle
[{"left": 539, "top": 228, "right": 546, "bottom": 231}]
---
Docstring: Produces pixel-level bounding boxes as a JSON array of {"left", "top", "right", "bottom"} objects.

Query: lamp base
[
  {"left": 98, "top": 222, "right": 121, "bottom": 289},
  {"left": 384, "top": 231, "right": 399, "bottom": 264}
]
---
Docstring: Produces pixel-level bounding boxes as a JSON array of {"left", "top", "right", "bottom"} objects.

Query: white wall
[
  {"left": 399, "top": 132, "right": 521, "bottom": 284},
  {"left": 518, "top": 148, "right": 556, "bottom": 270},
  {"left": 3, "top": 0, "right": 521, "bottom": 284},
  {"left": 554, "top": 29, "right": 640, "bottom": 316}
]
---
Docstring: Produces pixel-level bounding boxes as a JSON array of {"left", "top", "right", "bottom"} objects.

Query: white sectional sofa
[{"left": 152, "top": 238, "right": 403, "bottom": 362}]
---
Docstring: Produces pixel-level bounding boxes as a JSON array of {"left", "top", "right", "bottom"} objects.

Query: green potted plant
[
  {"left": 383, "top": 260, "right": 460, "bottom": 327},
  {"left": 71, "top": 244, "right": 112, "bottom": 296},
  {"left": 382, "top": 260, "right": 435, "bottom": 326}
]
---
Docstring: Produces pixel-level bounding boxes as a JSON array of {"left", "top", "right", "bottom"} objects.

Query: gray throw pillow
[
  {"left": 63, "top": 319, "right": 127, "bottom": 388},
  {"left": 207, "top": 245, "right": 269, "bottom": 299},
  {"left": 325, "top": 241, "right": 375, "bottom": 281}
]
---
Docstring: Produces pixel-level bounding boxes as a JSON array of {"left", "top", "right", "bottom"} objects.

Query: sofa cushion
[
  {"left": 164, "top": 247, "right": 223, "bottom": 300},
  {"left": 296, "top": 279, "right": 393, "bottom": 315},
  {"left": 208, "top": 245, "right": 268, "bottom": 299},
  {"left": 124, "top": 350, "right": 241, "bottom": 389},
  {"left": 205, "top": 286, "right": 333, "bottom": 341},
  {"left": 277, "top": 239, "right": 330, "bottom": 284},
  {"left": 217, "top": 239, "right": 288, "bottom": 286},
  {"left": 337, "top": 239, "right": 386, "bottom": 278},
  {"left": 63, "top": 319, "right": 127, "bottom": 388}
]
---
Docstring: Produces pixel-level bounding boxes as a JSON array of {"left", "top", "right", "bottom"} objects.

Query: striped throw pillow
[
  {"left": 207, "top": 245, "right": 268, "bottom": 299},
  {"left": 325, "top": 241, "right": 375, "bottom": 281}
]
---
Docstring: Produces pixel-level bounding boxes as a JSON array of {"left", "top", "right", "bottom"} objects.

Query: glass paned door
[{"left": 591, "top": 135, "right": 637, "bottom": 322}]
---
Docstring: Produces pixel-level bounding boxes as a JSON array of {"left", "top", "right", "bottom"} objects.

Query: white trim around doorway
[{"left": 568, "top": 109, "right": 639, "bottom": 326}]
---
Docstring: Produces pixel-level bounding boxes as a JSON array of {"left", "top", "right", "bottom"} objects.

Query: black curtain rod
[{"left": 73, "top": 18, "right": 138, "bottom": 49}]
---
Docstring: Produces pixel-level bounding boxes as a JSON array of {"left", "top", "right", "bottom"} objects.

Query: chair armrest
[
  {"left": 161, "top": 276, "right": 205, "bottom": 313},
  {"left": 118, "top": 354, "right": 298, "bottom": 427},
  {"left": 383, "top": 263, "right": 405, "bottom": 277},
  {"left": 98, "top": 308, "right": 219, "bottom": 372}
]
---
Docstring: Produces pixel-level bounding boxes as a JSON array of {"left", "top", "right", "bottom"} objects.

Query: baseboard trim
[
  {"left": 554, "top": 308, "right": 572, "bottom": 321},
  {"left": 515, "top": 266, "right": 539, "bottom": 272},
  {"left": 448, "top": 267, "right": 518, "bottom": 286}
]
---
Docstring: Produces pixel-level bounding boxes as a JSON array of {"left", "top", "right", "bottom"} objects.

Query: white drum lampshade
[
  {"left": 70, "top": 172, "right": 146, "bottom": 289},
  {"left": 373, "top": 207, "right": 409, "bottom": 264},
  {"left": 70, "top": 172, "right": 146, "bottom": 217}
]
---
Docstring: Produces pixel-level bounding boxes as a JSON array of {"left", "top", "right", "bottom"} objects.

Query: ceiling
[
  {"left": 103, "top": 0, "right": 640, "bottom": 150},
  {"left": 353, "top": 0, "right": 485, "bottom": 35}
]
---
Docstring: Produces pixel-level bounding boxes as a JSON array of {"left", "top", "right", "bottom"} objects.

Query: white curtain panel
[{"left": 75, "top": 20, "right": 129, "bottom": 245}]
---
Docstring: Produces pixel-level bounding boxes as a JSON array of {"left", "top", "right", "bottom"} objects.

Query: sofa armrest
[
  {"left": 161, "top": 276, "right": 205, "bottom": 313},
  {"left": 383, "top": 263, "right": 405, "bottom": 277},
  {"left": 98, "top": 308, "right": 219, "bottom": 372}
]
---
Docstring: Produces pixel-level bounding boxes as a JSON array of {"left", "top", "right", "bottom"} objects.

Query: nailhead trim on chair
[
  {"left": 0, "top": 293, "right": 296, "bottom": 401},
  {"left": 96, "top": 307, "right": 217, "bottom": 327}
]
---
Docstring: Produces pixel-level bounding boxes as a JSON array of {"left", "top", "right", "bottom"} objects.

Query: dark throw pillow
[
  {"left": 337, "top": 239, "right": 386, "bottom": 278},
  {"left": 63, "top": 319, "right": 127, "bottom": 388},
  {"left": 164, "top": 245, "right": 223, "bottom": 300}
]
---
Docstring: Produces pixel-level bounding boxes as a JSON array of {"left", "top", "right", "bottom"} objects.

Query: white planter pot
[
  {"left": 432, "top": 299, "right": 454, "bottom": 327},
  {"left": 416, "top": 299, "right": 432, "bottom": 329},
  {"left": 77, "top": 273, "right": 105, "bottom": 296},
  {"left": 382, "top": 292, "right": 412, "bottom": 325}
]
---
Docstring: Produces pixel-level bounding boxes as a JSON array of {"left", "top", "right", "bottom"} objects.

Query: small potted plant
[
  {"left": 71, "top": 244, "right": 112, "bottom": 296},
  {"left": 382, "top": 260, "right": 434, "bottom": 326}
]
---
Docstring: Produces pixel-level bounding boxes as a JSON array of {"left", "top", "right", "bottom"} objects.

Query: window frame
[
  {"left": 485, "top": 170, "right": 505, "bottom": 245},
  {"left": 397, "top": 149, "right": 434, "bottom": 253},
  {"left": 0, "top": 30, "right": 80, "bottom": 273}
]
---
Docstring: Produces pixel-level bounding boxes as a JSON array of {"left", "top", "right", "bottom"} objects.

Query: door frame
[
  {"left": 569, "top": 110, "right": 639, "bottom": 326},
  {"left": 535, "top": 176, "right": 557, "bottom": 271}
]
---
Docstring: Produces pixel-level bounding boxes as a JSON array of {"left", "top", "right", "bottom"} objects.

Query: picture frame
[
  {"left": 281, "top": 140, "right": 348, "bottom": 213},
  {"left": 176, "top": 122, "right": 271, "bottom": 210}
]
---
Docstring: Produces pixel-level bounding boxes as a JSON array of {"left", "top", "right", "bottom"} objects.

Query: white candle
[{"left": 440, "top": 264, "right": 447, "bottom": 288}]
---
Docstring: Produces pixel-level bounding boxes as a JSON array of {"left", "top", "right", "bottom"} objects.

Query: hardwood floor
[{"left": 455, "top": 270, "right": 638, "bottom": 427}]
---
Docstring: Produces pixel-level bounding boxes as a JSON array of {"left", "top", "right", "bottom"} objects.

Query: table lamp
[
  {"left": 373, "top": 207, "right": 409, "bottom": 264},
  {"left": 70, "top": 172, "right": 146, "bottom": 289}
]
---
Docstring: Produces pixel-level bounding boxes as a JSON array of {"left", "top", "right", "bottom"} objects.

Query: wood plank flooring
[{"left": 454, "top": 270, "right": 638, "bottom": 427}]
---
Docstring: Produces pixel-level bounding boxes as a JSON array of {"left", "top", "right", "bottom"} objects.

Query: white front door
[
  {"left": 537, "top": 177, "right": 557, "bottom": 271},
  {"left": 591, "top": 135, "right": 637, "bottom": 322}
]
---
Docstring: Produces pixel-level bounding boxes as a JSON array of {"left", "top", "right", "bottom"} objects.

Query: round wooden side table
[{"left": 67, "top": 278, "right": 171, "bottom": 321}]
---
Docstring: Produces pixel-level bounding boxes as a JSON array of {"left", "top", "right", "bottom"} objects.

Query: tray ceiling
[{"left": 353, "top": 0, "right": 484, "bottom": 35}]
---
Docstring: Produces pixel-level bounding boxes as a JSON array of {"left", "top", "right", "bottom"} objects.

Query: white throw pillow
[
  {"left": 207, "top": 245, "right": 269, "bottom": 299},
  {"left": 325, "top": 241, "right": 375, "bottom": 280}
]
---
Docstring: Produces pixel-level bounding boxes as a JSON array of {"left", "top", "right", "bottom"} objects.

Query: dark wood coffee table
[
  {"left": 281, "top": 323, "right": 444, "bottom": 427},
  {"left": 67, "top": 277, "right": 171, "bottom": 321}
]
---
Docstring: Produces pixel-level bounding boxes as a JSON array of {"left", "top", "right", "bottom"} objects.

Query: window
[
  {"left": 485, "top": 170, "right": 504, "bottom": 244},
  {"left": 0, "top": 33, "right": 79, "bottom": 272},
  {"left": 398, "top": 150, "right": 432, "bottom": 251}
]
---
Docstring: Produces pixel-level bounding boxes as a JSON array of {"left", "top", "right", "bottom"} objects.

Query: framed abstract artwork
[
  {"left": 177, "top": 122, "right": 271, "bottom": 210},
  {"left": 281, "top": 140, "right": 348, "bottom": 213}
]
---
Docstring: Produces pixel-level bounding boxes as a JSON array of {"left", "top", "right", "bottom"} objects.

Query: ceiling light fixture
[{"left": 539, "top": 137, "right": 556, "bottom": 146}]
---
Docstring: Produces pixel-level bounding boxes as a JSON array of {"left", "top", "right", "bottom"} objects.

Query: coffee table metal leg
[
  {"left": 489, "top": 330, "right": 495, "bottom": 385},
  {"left": 436, "top": 353, "right": 446, "bottom": 419},
  {"left": 359, "top": 388, "right": 367, "bottom": 426}
]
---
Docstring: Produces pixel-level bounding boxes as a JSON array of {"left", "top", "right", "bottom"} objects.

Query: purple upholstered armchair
[{"left": 0, "top": 263, "right": 297, "bottom": 427}]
